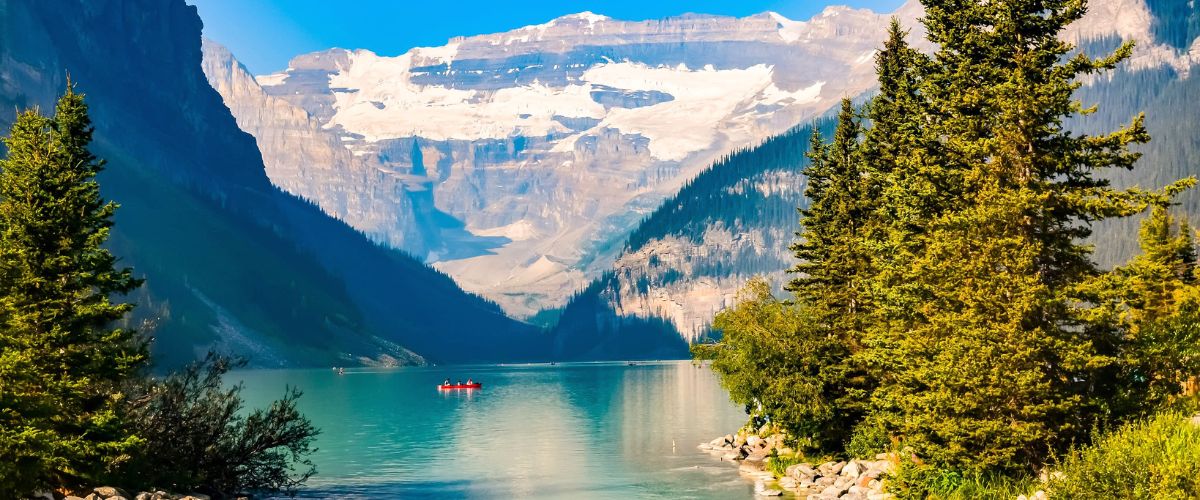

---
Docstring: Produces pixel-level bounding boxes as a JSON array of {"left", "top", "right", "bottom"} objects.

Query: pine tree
[
  {"left": 0, "top": 85, "right": 147, "bottom": 494},
  {"left": 867, "top": 0, "right": 1194, "bottom": 472}
]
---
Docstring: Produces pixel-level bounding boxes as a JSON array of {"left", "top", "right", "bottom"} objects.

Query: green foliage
[
  {"left": 764, "top": 452, "right": 805, "bottom": 478},
  {"left": 706, "top": 0, "right": 1200, "bottom": 482},
  {"left": 0, "top": 85, "right": 320, "bottom": 499},
  {"left": 887, "top": 460, "right": 1037, "bottom": 500},
  {"left": 1046, "top": 409, "right": 1200, "bottom": 499},
  {"left": 706, "top": 277, "right": 856, "bottom": 453},
  {"left": 120, "top": 353, "right": 319, "bottom": 498},
  {"left": 860, "top": 0, "right": 1195, "bottom": 473},
  {"left": 0, "top": 85, "right": 148, "bottom": 495}
]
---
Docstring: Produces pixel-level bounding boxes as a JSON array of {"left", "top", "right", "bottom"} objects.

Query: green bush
[
  {"left": 119, "top": 353, "right": 319, "bottom": 498},
  {"left": 704, "top": 278, "right": 858, "bottom": 455},
  {"left": 1046, "top": 409, "right": 1200, "bottom": 499},
  {"left": 846, "top": 419, "right": 890, "bottom": 460}
]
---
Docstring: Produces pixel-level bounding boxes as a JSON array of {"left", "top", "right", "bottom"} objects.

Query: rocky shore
[
  {"left": 699, "top": 430, "right": 896, "bottom": 499},
  {"left": 30, "top": 487, "right": 248, "bottom": 500}
]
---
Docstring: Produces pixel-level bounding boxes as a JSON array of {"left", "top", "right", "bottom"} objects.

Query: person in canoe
[{"left": 466, "top": 378, "right": 473, "bottom": 385}]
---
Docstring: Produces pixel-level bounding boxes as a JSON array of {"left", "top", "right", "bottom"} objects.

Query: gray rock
[
  {"left": 746, "top": 435, "right": 763, "bottom": 447},
  {"left": 821, "top": 483, "right": 849, "bottom": 497},
  {"left": 756, "top": 488, "right": 784, "bottom": 496},
  {"left": 791, "top": 464, "right": 816, "bottom": 478},
  {"left": 843, "top": 460, "right": 862, "bottom": 478},
  {"left": 721, "top": 452, "right": 740, "bottom": 461},
  {"left": 815, "top": 476, "right": 836, "bottom": 486}
]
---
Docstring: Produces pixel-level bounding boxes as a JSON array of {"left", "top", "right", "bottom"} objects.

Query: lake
[{"left": 232, "top": 361, "right": 759, "bottom": 499}]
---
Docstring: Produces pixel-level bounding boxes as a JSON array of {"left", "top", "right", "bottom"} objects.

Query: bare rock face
[{"left": 201, "top": 40, "right": 436, "bottom": 256}]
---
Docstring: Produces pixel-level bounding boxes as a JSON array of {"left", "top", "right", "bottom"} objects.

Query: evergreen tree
[
  {"left": 867, "top": 0, "right": 1194, "bottom": 472},
  {"left": 1082, "top": 204, "right": 1200, "bottom": 414},
  {"left": 779, "top": 99, "right": 873, "bottom": 450},
  {"left": 0, "top": 85, "right": 147, "bottom": 494},
  {"left": 788, "top": 99, "right": 869, "bottom": 330}
]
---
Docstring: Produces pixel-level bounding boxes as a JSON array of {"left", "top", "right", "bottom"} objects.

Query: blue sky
[{"left": 189, "top": 0, "right": 907, "bottom": 75}]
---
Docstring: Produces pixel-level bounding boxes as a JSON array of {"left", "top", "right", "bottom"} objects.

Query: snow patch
[
  {"left": 473, "top": 220, "right": 541, "bottom": 241},
  {"left": 255, "top": 72, "right": 287, "bottom": 87}
]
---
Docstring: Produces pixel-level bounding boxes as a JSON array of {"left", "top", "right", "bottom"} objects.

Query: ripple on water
[{"left": 235, "top": 361, "right": 756, "bottom": 499}]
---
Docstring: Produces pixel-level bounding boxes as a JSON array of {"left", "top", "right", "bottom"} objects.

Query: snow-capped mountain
[
  {"left": 552, "top": 0, "right": 1200, "bottom": 353},
  {"left": 202, "top": 2, "right": 924, "bottom": 316}
]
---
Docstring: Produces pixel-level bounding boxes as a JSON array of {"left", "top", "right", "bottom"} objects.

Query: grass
[
  {"left": 886, "top": 462, "right": 1039, "bottom": 500},
  {"left": 1045, "top": 408, "right": 1200, "bottom": 499}
]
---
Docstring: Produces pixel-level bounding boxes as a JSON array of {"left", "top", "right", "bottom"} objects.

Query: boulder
[
  {"left": 815, "top": 476, "right": 836, "bottom": 486},
  {"left": 745, "top": 450, "right": 770, "bottom": 463},
  {"left": 93, "top": 487, "right": 129, "bottom": 499},
  {"left": 756, "top": 488, "right": 784, "bottom": 496},
  {"left": 721, "top": 452, "right": 740, "bottom": 461},
  {"left": 821, "top": 483, "right": 850, "bottom": 497},
  {"left": 818, "top": 461, "right": 845, "bottom": 476},
  {"left": 778, "top": 477, "right": 798, "bottom": 489},
  {"left": 843, "top": 460, "right": 862, "bottom": 478},
  {"left": 64, "top": 497, "right": 86, "bottom": 500},
  {"left": 134, "top": 494, "right": 153, "bottom": 500},
  {"left": 867, "top": 493, "right": 896, "bottom": 500},
  {"left": 710, "top": 436, "right": 728, "bottom": 447},
  {"left": 746, "top": 435, "right": 763, "bottom": 447},
  {"left": 84, "top": 495, "right": 102, "bottom": 500},
  {"left": 790, "top": 463, "right": 816, "bottom": 478}
]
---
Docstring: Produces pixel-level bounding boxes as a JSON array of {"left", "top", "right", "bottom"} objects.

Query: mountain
[
  {"left": 0, "top": 0, "right": 544, "bottom": 368},
  {"left": 203, "top": 3, "right": 927, "bottom": 317},
  {"left": 549, "top": 0, "right": 1200, "bottom": 358}
]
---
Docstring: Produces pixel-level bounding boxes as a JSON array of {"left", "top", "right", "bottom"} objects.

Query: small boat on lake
[{"left": 438, "top": 382, "right": 482, "bottom": 390}]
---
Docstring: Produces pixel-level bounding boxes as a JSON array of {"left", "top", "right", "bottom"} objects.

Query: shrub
[
  {"left": 1046, "top": 409, "right": 1200, "bottom": 499},
  {"left": 120, "top": 353, "right": 319, "bottom": 498},
  {"left": 886, "top": 460, "right": 1037, "bottom": 500},
  {"left": 704, "top": 278, "right": 858, "bottom": 455}
]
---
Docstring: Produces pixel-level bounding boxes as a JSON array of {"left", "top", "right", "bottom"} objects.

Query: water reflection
[{"left": 232, "top": 361, "right": 753, "bottom": 499}]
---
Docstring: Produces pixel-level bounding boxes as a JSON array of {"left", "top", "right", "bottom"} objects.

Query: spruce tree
[
  {"left": 781, "top": 99, "right": 872, "bottom": 450},
  {"left": 868, "top": 0, "right": 1194, "bottom": 472},
  {"left": 0, "top": 85, "right": 146, "bottom": 494}
]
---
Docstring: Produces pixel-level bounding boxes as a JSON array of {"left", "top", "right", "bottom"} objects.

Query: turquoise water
[{"left": 232, "top": 361, "right": 757, "bottom": 499}]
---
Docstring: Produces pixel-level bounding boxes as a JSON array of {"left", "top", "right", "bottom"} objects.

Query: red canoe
[{"left": 438, "top": 383, "right": 482, "bottom": 390}]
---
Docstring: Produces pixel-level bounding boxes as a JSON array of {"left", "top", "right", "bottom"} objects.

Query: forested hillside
[
  {"left": 552, "top": 3, "right": 1200, "bottom": 358},
  {"left": 551, "top": 117, "right": 837, "bottom": 359},
  {"left": 0, "top": 0, "right": 545, "bottom": 367}
]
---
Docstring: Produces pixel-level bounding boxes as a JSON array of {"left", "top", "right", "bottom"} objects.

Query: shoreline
[{"left": 698, "top": 429, "right": 895, "bottom": 499}]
